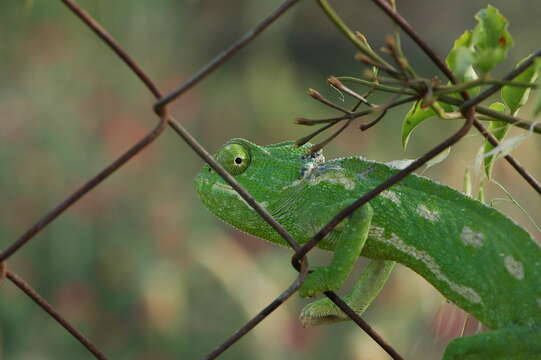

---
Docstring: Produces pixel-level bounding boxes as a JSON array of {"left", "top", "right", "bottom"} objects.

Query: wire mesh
[{"left": 1, "top": 1, "right": 540, "bottom": 359}]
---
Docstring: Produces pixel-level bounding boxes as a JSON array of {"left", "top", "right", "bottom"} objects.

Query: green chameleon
[{"left": 195, "top": 138, "right": 541, "bottom": 359}]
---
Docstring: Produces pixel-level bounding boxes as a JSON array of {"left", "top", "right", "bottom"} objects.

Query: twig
[
  {"left": 371, "top": 0, "right": 541, "bottom": 196},
  {"left": 337, "top": 76, "right": 417, "bottom": 95},
  {"left": 298, "top": 95, "right": 418, "bottom": 127},
  {"left": 296, "top": 121, "right": 339, "bottom": 146},
  {"left": 439, "top": 95, "right": 541, "bottom": 134},
  {"left": 371, "top": 0, "right": 458, "bottom": 85},
  {"left": 435, "top": 78, "right": 536, "bottom": 96},
  {"left": 328, "top": 76, "right": 375, "bottom": 107},
  {"left": 310, "top": 119, "right": 353, "bottom": 152},
  {"left": 315, "top": 0, "right": 400, "bottom": 77},
  {"left": 308, "top": 88, "right": 353, "bottom": 114}
]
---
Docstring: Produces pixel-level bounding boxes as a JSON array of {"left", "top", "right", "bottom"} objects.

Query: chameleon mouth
[
  {"left": 210, "top": 182, "right": 252, "bottom": 207},
  {"left": 194, "top": 174, "right": 211, "bottom": 200},
  {"left": 210, "top": 182, "right": 235, "bottom": 193}
]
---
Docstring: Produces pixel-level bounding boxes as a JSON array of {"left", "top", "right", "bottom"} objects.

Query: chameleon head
[{"left": 194, "top": 138, "right": 313, "bottom": 235}]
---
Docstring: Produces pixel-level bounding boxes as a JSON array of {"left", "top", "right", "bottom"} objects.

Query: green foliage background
[{"left": 1, "top": 1, "right": 540, "bottom": 359}]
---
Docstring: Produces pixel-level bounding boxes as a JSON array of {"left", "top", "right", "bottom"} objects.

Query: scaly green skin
[{"left": 195, "top": 138, "right": 541, "bottom": 359}]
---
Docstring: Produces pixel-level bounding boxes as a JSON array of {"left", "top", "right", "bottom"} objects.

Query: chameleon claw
[{"left": 300, "top": 298, "right": 347, "bottom": 327}]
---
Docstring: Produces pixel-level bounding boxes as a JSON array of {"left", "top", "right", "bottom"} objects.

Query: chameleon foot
[
  {"left": 300, "top": 260, "right": 395, "bottom": 326},
  {"left": 300, "top": 298, "right": 347, "bottom": 327}
]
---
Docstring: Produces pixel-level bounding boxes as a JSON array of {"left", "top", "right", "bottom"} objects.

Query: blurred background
[{"left": 1, "top": 1, "right": 540, "bottom": 359}]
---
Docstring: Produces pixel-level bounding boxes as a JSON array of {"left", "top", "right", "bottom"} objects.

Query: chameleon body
[{"left": 195, "top": 138, "right": 541, "bottom": 359}]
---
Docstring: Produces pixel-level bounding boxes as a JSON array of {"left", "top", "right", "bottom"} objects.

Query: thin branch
[
  {"left": 435, "top": 78, "right": 536, "bottom": 96},
  {"left": 296, "top": 121, "right": 339, "bottom": 146},
  {"left": 295, "top": 116, "right": 344, "bottom": 126},
  {"left": 328, "top": 76, "right": 375, "bottom": 107},
  {"left": 338, "top": 78, "right": 541, "bottom": 134},
  {"left": 310, "top": 119, "right": 353, "bottom": 152},
  {"left": 383, "top": 35, "right": 413, "bottom": 81},
  {"left": 298, "top": 95, "right": 418, "bottom": 126},
  {"left": 337, "top": 76, "right": 417, "bottom": 95},
  {"left": 387, "top": 0, "right": 417, "bottom": 79},
  {"left": 439, "top": 95, "right": 541, "bottom": 134},
  {"left": 371, "top": 0, "right": 541, "bottom": 196},
  {"left": 309, "top": 88, "right": 353, "bottom": 114},
  {"left": 360, "top": 108, "right": 388, "bottom": 131},
  {"left": 371, "top": 0, "right": 458, "bottom": 85},
  {"left": 315, "top": 0, "right": 400, "bottom": 77}
]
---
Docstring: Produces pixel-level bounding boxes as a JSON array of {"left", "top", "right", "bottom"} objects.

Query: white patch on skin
[
  {"left": 309, "top": 172, "right": 355, "bottom": 190},
  {"left": 460, "top": 226, "right": 485, "bottom": 248},
  {"left": 380, "top": 190, "right": 401, "bottom": 205},
  {"left": 302, "top": 162, "right": 317, "bottom": 177},
  {"left": 282, "top": 179, "right": 302, "bottom": 190},
  {"left": 369, "top": 226, "right": 482, "bottom": 304},
  {"left": 416, "top": 204, "right": 440, "bottom": 222},
  {"left": 283, "top": 165, "right": 354, "bottom": 191},
  {"left": 504, "top": 255, "right": 524, "bottom": 280},
  {"left": 211, "top": 182, "right": 251, "bottom": 207}
]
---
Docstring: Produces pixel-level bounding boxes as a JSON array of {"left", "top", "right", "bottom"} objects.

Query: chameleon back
[{"left": 330, "top": 156, "right": 541, "bottom": 329}]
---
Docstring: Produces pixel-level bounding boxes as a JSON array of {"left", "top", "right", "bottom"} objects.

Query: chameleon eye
[{"left": 216, "top": 143, "right": 251, "bottom": 175}]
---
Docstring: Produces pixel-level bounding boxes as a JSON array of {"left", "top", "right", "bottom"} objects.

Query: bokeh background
[{"left": 1, "top": 1, "right": 541, "bottom": 359}]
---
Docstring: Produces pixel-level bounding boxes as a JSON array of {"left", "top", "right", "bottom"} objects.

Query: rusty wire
[
  {"left": 5, "top": 269, "right": 108, "bottom": 360},
  {"left": 1, "top": 1, "right": 540, "bottom": 360}
]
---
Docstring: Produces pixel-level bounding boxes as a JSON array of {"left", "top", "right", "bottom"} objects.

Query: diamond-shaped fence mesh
[{"left": 1, "top": 1, "right": 540, "bottom": 359}]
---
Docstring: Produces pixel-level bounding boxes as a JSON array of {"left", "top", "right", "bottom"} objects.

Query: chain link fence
[{"left": 1, "top": 1, "right": 540, "bottom": 359}]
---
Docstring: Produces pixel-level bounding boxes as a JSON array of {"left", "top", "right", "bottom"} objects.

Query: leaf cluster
[{"left": 299, "top": 3, "right": 541, "bottom": 182}]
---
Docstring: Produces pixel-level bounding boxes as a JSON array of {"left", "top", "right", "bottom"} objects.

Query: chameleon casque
[{"left": 195, "top": 138, "right": 541, "bottom": 359}]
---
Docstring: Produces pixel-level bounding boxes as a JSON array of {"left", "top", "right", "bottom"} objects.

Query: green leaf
[
  {"left": 501, "top": 56, "right": 539, "bottom": 115},
  {"left": 401, "top": 101, "right": 436, "bottom": 149},
  {"left": 483, "top": 101, "right": 508, "bottom": 178},
  {"left": 445, "top": 31, "right": 479, "bottom": 97},
  {"left": 471, "top": 5, "right": 513, "bottom": 74},
  {"left": 446, "top": 31, "right": 474, "bottom": 81},
  {"left": 533, "top": 58, "right": 541, "bottom": 116}
]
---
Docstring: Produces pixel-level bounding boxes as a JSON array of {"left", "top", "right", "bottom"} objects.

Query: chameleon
[{"left": 194, "top": 138, "right": 541, "bottom": 359}]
